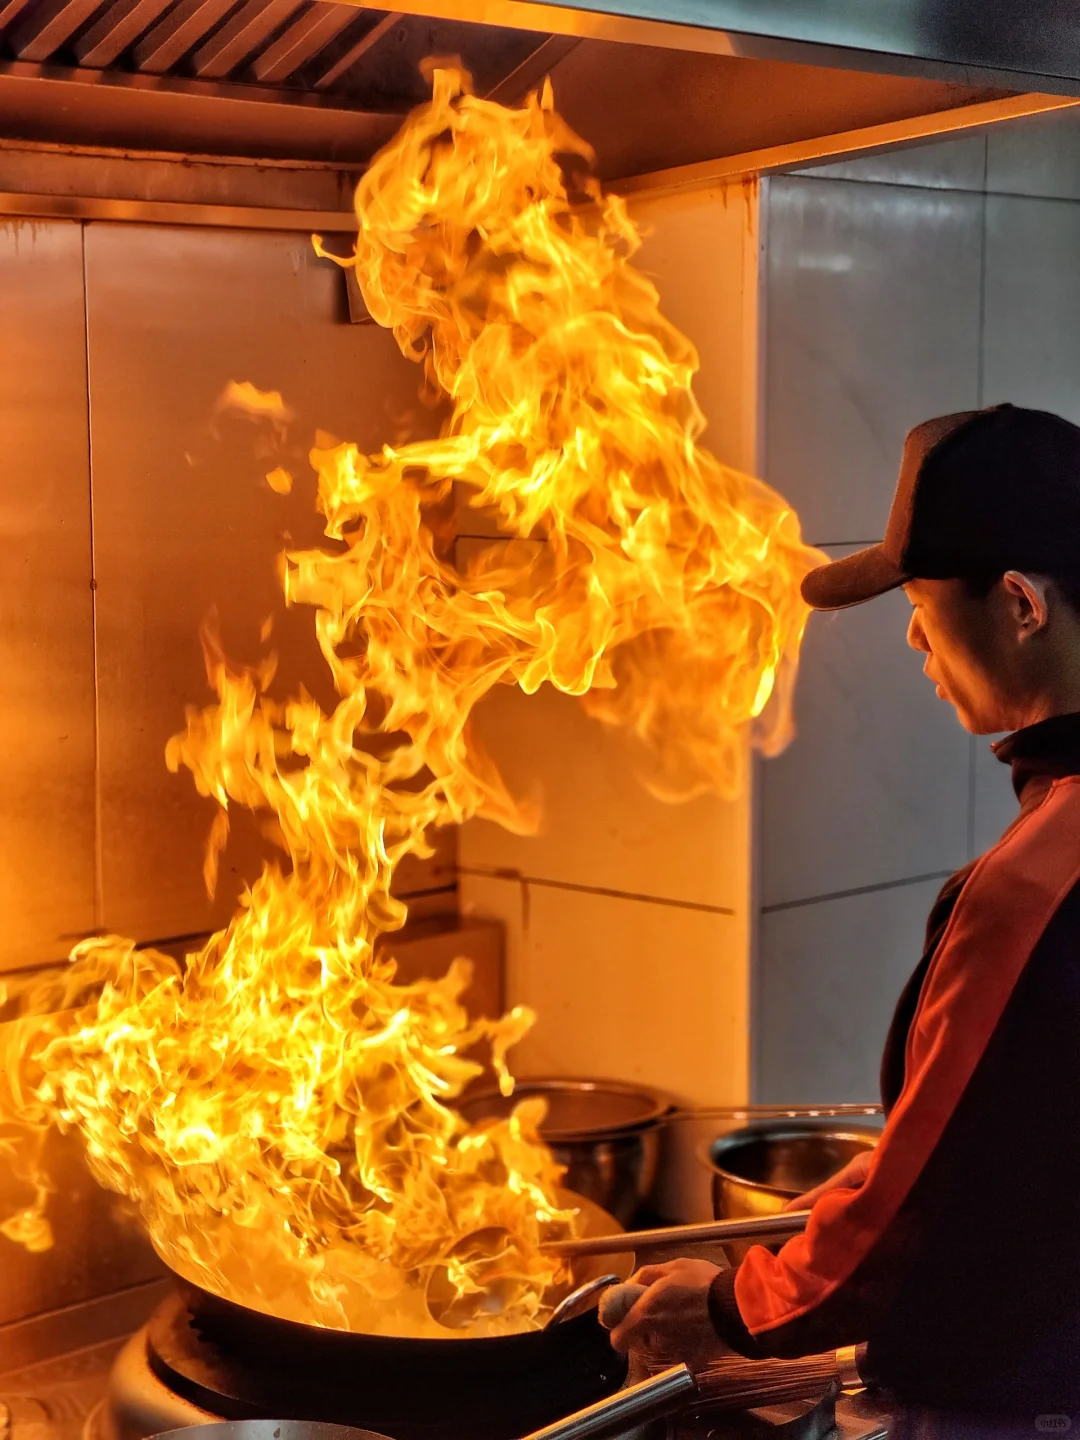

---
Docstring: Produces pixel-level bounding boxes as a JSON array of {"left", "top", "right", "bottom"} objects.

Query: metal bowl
[
  {"left": 457, "top": 1078, "right": 671, "bottom": 1227},
  {"left": 700, "top": 1120, "right": 880, "bottom": 1264}
]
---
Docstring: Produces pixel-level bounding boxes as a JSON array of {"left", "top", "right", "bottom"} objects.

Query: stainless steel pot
[
  {"left": 700, "top": 1120, "right": 880, "bottom": 1264},
  {"left": 457, "top": 1079, "right": 671, "bottom": 1227}
]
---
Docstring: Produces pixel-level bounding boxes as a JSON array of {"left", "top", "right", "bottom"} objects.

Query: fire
[{"left": 0, "top": 68, "right": 821, "bottom": 1337}]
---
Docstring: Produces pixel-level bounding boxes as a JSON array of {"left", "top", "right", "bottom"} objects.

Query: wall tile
[
  {"left": 459, "top": 681, "right": 750, "bottom": 912},
  {"left": 983, "top": 194, "right": 1080, "bottom": 423},
  {"left": 760, "top": 547, "right": 971, "bottom": 907},
  {"left": 460, "top": 873, "right": 748, "bottom": 1108},
  {"left": 629, "top": 181, "right": 760, "bottom": 473},
  {"left": 764, "top": 177, "right": 982, "bottom": 545},
  {"left": 755, "top": 875, "right": 947, "bottom": 1104},
  {"left": 797, "top": 134, "right": 987, "bottom": 192},
  {"left": 986, "top": 109, "right": 1080, "bottom": 202}
]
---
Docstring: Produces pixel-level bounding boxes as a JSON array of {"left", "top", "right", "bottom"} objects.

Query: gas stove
[
  {"left": 72, "top": 1287, "right": 896, "bottom": 1440},
  {"left": 3, "top": 1289, "right": 991, "bottom": 1440}
]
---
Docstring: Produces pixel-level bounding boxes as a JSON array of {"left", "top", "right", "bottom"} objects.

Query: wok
[{"left": 149, "top": 1194, "right": 635, "bottom": 1440}]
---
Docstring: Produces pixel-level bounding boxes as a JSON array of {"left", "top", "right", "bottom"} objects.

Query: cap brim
[{"left": 801, "top": 545, "right": 910, "bottom": 610}]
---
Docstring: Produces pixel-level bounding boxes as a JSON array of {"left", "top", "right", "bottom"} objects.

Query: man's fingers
[
  {"left": 608, "top": 1289, "right": 658, "bottom": 1354},
  {"left": 630, "top": 1263, "right": 673, "bottom": 1286}
]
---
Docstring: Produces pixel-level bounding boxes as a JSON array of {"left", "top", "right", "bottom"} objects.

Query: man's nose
[{"left": 907, "top": 611, "right": 930, "bottom": 653}]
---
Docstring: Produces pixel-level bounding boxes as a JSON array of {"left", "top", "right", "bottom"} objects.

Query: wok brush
[{"left": 600, "top": 1283, "right": 843, "bottom": 1415}]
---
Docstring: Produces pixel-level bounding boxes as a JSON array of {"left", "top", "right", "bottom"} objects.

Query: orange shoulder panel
[{"left": 737, "top": 776, "right": 1080, "bottom": 1336}]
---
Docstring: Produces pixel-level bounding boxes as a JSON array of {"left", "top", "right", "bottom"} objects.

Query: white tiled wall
[
  {"left": 754, "top": 113, "right": 1080, "bottom": 1103},
  {"left": 459, "top": 184, "right": 761, "bottom": 1160}
]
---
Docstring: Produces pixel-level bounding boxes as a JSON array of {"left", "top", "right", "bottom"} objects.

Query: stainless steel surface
[
  {"left": 706, "top": 1127, "right": 880, "bottom": 1200},
  {"left": 520, "top": 1364, "right": 696, "bottom": 1440},
  {"left": 0, "top": 192, "right": 358, "bottom": 228},
  {"left": 101, "top": 1329, "right": 214, "bottom": 1440},
  {"left": 313, "top": 13, "right": 404, "bottom": 91},
  {"left": 614, "top": 95, "right": 1080, "bottom": 196},
  {"left": 82, "top": 222, "right": 446, "bottom": 942},
  {"left": 191, "top": 0, "right": 305, "bottom": 79},
  {"left": 0, "top": 63, "right": 401, "bottom": 162},
  {"left": 132, "top": 0, "right": 238, "bottom": 73},
  {"left": 252, "top": 3, "right": 355, "bottom": 83},
  {"left": 0, "top": 1281, "right": 168, "bottom": 1377},
  {"left": 361, "top": 0, "right": 1080, "bottom": 95},
  {"left": 0, "top": 1126, "right": 163, "bottom": 1333},
  {"left": 0, "top": 217, "right": 96, "bottom": 972},
  {"left": 703, "top": 1123, "right": 877, "bottom": 1263},
  {"left": 545, "top": 1273, "right": 621, "bottom": 1327},
  {"left": 457, "top": 1080, "right": 668, "bottom": 1225},
  {"left": 0, "top": 0, "right": 1047, "bottom": 183},
  {"left": 0, "top": 0, "right": 31, "bottom": 26},
  {"left": 153, "top": 1425, "right": 391, "bottom": 1440},
  {"left": 545, "top": 1210, "right": 810, "bottom": 1259},
  {"left": 669, "top": 1104, "right": 882, "bottom": 1122},
  {"left": 8, "top": 0, "right": 100, "bottom": 59},
  {"left": 74, "top": 0, "right": 173, "bottom": 66}
]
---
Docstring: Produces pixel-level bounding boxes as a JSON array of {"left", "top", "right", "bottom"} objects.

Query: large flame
[{"left": 0, "top": 68, "right": 821, "bottom": 1336}]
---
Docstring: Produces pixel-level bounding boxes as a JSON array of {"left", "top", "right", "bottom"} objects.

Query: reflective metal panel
[
  {"left": 0, "top": 219, "right": 96, "bottom": 972},
  {"left": 0, "top": 1124, "right": 163, "bottom": 1328},
  {"left": 764, "top": 175, "right": 982, "bottom": 546},
  {"left": 983, "top": 193, "right": 1080, "bottom": 424},
  {"left": 85, "top": 222, "right": 450, "bottom": 944}
]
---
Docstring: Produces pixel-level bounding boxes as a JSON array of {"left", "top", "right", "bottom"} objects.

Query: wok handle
[
  {"left": 545, "top": 1210, "right": 811, "bottom": 1259},
  {"left": 518, "top": 1364, "right": 696, "bottom": 1440}
]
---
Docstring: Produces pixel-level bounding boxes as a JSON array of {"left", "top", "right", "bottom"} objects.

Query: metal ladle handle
[
  {"left": 544, "top": 1210, "right": 811, "bottom": 1259},
  {"left": 519, "top": 1364, "right": 697, "bottom": 1440},
  {"left": 545, "top": 1273, "right": 622, "bottom": 1328}
]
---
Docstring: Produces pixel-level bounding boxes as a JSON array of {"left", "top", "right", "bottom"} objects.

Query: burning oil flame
[{"left": 0, "top": 68, "right": 821, "bottom": 1336}]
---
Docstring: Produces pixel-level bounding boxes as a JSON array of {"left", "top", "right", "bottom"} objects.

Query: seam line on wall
[
  {"left": 762, "top": 869, "right": 955, "bottom": 915},
  {"left": 791, "top": 171, "right": 1080, "bottom": 206},
  {"left": 457, "top": 865, "right": 736, "bottom": 916},
  {"left": 81, "top": 224, "right": 104, "bottom": 933}
]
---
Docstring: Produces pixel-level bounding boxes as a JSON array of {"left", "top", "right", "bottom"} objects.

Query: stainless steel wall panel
[
  {"left": 985, "top": 109, "right": 1080, "bottom": 201},
  {"left": 983, "top": 193, "right": 1080, "bottom": 423},
  {"left": 0, "top": 219, "right": 97, "bottom": 972},
  {"left": 84, "top": 222, "right": 448, "bottom": 944},
  {"left": 764, "top": 176, "right": 982, "bottom": 546},
  {"left": 796, "top": 132, "right": 988, "bottom": 191},
  {"left": 755, "top": 173, "right": 982, "bottom": 1102}
]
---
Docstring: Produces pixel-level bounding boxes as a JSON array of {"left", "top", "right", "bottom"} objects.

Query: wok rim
[{"left": 159, "top": 1188, "right": 633, "bottom": 1349}]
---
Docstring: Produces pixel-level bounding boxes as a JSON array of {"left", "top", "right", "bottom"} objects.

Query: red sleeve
[{"left": 731, "top": 776, "right": 1080, "bottom": 1355}]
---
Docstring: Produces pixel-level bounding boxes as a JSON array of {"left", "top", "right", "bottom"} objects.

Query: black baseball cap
[{"left": 802, "top": 404, "right": 1080, "bottom": 610}]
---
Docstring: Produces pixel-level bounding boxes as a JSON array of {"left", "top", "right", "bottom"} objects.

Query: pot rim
[
  {"left": 458, "top": 1076, "right": 673, "bottom": 1142},
  {"left": 696, "top": 1124, "right": 881, "bottom": 1199}
]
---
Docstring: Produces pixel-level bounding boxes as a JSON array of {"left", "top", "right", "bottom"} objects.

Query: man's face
[{"left": 903, "top": 578, "right": 1019, "bottom": 734}]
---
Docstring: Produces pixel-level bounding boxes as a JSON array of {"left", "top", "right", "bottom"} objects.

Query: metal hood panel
[
  {"left": 519, "top": 0, "right": 1080, "bottom": 94},
  {"left": 0, "top": 0, "right": 1073, "bottom": 181}
]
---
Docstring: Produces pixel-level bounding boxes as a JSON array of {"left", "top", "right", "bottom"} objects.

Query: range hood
[{"left": 1, "top": 0, "right": 1079, "bottom": 224}]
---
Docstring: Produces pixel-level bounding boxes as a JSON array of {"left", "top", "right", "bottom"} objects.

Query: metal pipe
[
  {"left": 519, "top": 1364, "right": 696, "bottom": 1440},
  {"left": 545, "top": 1210, "right": 811, "bottom": 1259}
]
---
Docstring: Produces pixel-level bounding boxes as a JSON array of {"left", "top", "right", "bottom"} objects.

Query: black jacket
[{"left": 709, "top": 713, "right": 1080, "bottom": 1414}]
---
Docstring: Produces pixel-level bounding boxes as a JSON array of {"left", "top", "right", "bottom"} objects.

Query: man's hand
[
  {"left": 784, "top": 1147, "right": 874, "bottom": 1211},
  {"left": 608, "top": 1258, "right": 734, "bottom": 1372}
]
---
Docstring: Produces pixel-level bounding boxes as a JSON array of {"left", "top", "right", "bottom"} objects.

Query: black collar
[{"left": 993, "top": 711, "right": 1080, "bottom": 801}]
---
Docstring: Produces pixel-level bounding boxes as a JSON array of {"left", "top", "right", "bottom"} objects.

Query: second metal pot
[
  {"left": 457, "top": 1079, "right": 671, "bottom": 1227},
  {"left": 700, "top": 1120, "right": 880, "bottom": 1264}
]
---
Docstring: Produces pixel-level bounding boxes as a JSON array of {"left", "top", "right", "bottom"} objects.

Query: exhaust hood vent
[{"left": 0, "top": 0, "right": 1076, "bottom": 182}]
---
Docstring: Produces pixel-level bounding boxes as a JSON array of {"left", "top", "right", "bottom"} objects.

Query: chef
[{"left": 609, "top": 404, "right": 1080, "bottom": 1417}]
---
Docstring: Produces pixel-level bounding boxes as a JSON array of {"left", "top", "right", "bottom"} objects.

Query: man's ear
[{"left": 1002, "top": 571, "right": 1051, "bottom": 640}]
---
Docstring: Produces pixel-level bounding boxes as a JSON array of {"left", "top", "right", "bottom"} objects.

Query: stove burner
[{"left": 113, "top": 1288, "right": 626, "bottom": 1440}]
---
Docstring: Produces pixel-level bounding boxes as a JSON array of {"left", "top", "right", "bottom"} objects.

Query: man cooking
[{"left": 608, "top": 404, "right": 1080, "bottom": 1416}]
